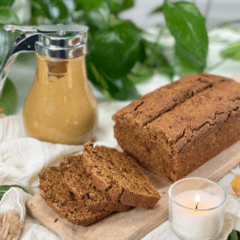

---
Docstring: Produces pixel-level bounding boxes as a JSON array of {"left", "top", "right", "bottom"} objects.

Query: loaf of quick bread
[{"left": 112, "top": 73, "right": 240, "bottom": 182}]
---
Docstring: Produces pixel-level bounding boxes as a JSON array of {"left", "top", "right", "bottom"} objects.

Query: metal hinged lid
[
  {"left": 4, "top": 24, "right": 88, "bottom": 58},
  {"left": 0, "top": 24, "right": 88, "bottom": 91}
]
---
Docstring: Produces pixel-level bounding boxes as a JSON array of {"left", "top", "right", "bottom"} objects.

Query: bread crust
[{"left": 112, "top": 73, "right": 240, "bottom": 182}]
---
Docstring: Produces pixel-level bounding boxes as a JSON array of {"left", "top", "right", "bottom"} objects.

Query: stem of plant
[
  {"left": 204, "top": 0, "right": 213, "bottom": 26},
  {"left": 204, "top": 59, "right": 226, "bottom": 73},
  {"left": 155, "top": 25, "right": 167, "bottom": 44},
  {"left": 212, "top": 19, "right": 240, "bottom": 30}
]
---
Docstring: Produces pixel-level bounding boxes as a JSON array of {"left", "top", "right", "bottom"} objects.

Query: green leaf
[
  {"left": 91, "top": 21, "right": 141, "bottom": 80},
  {"left": 175, "top": 42, "right": 205, "bottom": 76},
  {"left": 107, "top": 0, "right": 124, "bottom": 14},
  {"left": 113, "top": 77, "right": 141, "bottom": 100},
  {"left": 0, "top": 8, "right": 21, "bottom": 61},
  {"left": 139, "top": 39, "right": 147, "bottom": 64},
  {"left": 77, "top": 0, "right": 106, "bottom": 12},
  {"left": 87, "top": 59, "right": 113, "bottom": 94},
  {"left": 0, "top": 7, "right": 20, "bottom": 26},
  {"left": 221, "top": 41, "right": 240, "bottom": 60},
  {"left": 62, "top": 0, "right": 75, "bottom": 14},
  {"left": 31, "top": 2, "right": 45, "bottom": 25},
  {"left": 0, "top": 0, "right": 15, "bottom": 7},
  {"left": 163, "top": 0, "right": 208, "bottom": 69},
  {"left": 30, "top": 0, "right": 56, "bottom": 21},
  {"left": 30, "top": 0, "right": 75, "bottom": 23},
  {"left": 87, "top": 58, "right": 113, "bottom": 96},
  {"left": 0, "top": 79, "right": 17, "bottom": 115},
  {"left": 145, "top": 42, "right": 174, "bottom": 80},
  {"left": 106, "top": 0, "right": 133, "bottom": 14},
  {"left": 229, "top": 230, "right": 238, "bottom": 240},
  {"left": 128, "top": 64, "right": 154, "bottom": 83},
  {"left": 87, "top": 58, "right": 140, "bottom": 100},
  {"left": 150, "top": 5, "right": 164, "bottom": 15},
  {"left": 110, "top": 14, "right": 125, "bottom": 27},
  {"left": 74, "top": 0, "right": 81, "bottom": 11},
  {"left": 0, "top": 26, "right": 19, "bottom": 63},
  {"left": 119, "top": 0, "right": 134, "bottom": 12},
  {"left": 87, "top": 58, "right": 121, "bottom": 99},
  {"left": 86, "top": 2, "right": 111, "bottom": 30},
  {"left": 0, "top": 185, "right": 28, "bottom": 200},
  {"left": 72, "top": 9, "right": 85, "bottom": 23}
]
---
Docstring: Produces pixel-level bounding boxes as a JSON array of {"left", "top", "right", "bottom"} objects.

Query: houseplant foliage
[{"left": 0, "top": 0, "right": 208, "bottom": 112}]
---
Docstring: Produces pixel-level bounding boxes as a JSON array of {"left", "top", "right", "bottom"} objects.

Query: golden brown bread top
[{"left": 113, "top": 73, "right": 240, "bottom": 153}]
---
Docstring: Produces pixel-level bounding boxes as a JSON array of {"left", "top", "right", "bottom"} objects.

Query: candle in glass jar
[{"left": 171, "top": 190, "right": 223, "bottom": 239}]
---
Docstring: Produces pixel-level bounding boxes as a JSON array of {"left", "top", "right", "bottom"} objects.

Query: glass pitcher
[{"left": 0, "top": 24, "right": 98, "bottom": 145}]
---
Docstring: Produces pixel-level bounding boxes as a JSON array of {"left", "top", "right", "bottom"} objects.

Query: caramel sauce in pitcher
[{"left": 23, "top": 54, "right": 97, "bottom": 144}]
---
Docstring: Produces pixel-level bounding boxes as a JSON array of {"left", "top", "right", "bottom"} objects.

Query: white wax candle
[{"left": 170, "top": 190, "right": 224, "bottom": 239}]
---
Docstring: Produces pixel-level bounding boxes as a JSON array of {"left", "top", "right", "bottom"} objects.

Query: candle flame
[{"left": 195, "top": 194, "right": 200, "bottom": 202}]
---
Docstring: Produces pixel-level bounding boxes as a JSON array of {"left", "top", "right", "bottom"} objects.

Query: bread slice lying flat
[
  {"left": 59, "top": 154, "right": 130, "bottom": 213},
  {"left": 39, "top": 167, "right": 112, "bottom": 226},
  {"left": 83, "top": 142, "right": 161, "bottom": 209}
]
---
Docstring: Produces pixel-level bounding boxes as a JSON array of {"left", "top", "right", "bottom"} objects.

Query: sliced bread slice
[
  {"left": 83, "top": 142, "right": 161, "bottom": 209},
  {"left": 59, "top": 154, "right": 130, "bottom": 213},
  {"left": 38, "top": 167, "right": 112, "bottom": 226}
]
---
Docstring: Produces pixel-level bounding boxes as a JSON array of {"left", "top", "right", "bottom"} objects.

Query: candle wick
[{"left": 195, "top": 202, "right": 199, "bottom": 209}]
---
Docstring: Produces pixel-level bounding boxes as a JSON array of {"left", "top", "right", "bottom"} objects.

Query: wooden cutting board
[{"left": 26, "top": 141, "right": 240, "bottom": 240}]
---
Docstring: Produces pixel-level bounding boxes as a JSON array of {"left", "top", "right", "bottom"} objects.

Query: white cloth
[{"left": 1, "top": 28, "right": 240, "bottom": 240}]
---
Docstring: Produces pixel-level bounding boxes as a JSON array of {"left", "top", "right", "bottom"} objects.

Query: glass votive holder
[{"left": 168, "top": 177, "right": 227, "bottom": 240}]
